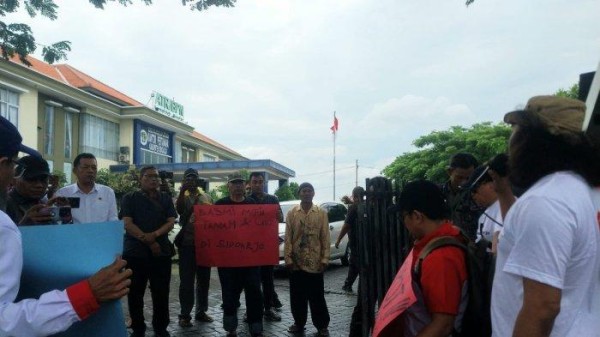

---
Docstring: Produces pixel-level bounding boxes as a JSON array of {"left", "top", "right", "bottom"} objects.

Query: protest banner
[
  {"left": 193, "top": 204, "right": 279, "bottom": 267},
  {"left": 17, "top": 221, "right": 126, "bottom": 337},
  {"left": 372, "top": 251, "right": 417, "bottom": 337}
]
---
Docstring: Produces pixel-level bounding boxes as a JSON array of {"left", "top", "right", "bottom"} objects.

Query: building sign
[
  {"left": 134, "top": 120, "right": 173, "bottom": 164},
  {"left": 153, "top": 91, "right": 184, "bottom": 122}
]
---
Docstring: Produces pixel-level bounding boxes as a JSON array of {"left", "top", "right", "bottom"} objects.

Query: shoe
[
  {"left": 226, "top": 331, "right": 237, "bottom": 337},
  {"left": 178, "top": 318, "right": 192, "bottom": 328},
  {"left": 252, "top": 334, "right": 264, "bottom": 337},
  {"left": 288, "top": 324, "right": 305, "bottom": 333},
  {"left": 317, "top": 328, "right": 330, "bottom": 337},
  {"left": 271, "top": 298, "right": 283, "bottom": 309},
  {"left": 195, "top": 312, "right": 214, "bottom": 323},
  {"left": 129, "top": 332, "right": 145, "bottom": 337},
  {"left": 154, "top": 331, "right": 171, "bottom": 337},
  {"left": 263, "top": 309, "right": 282, "bottom": 322},
  {"left": 342, "top": 285, "right": 353, "bottom": 292}
]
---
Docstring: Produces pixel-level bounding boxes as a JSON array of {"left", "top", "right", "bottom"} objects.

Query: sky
[{"left": 11, "top": 0, "right": 600, "bottom": 200}]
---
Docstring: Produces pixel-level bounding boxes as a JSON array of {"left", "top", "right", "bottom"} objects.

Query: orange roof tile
[
  {"left": 9, "top": 54, "right": 142, "bottom": 106},
  {"left": 191, "top": 131, "right": 244, "bottom": 158}
]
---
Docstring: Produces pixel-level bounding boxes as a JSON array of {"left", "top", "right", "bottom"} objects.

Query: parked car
[
  {"left": 168, "top": 221, "right": 182, "bottom": 260},
  {"left": 278, "top": 200, "right": 349, "bottom": 266}
]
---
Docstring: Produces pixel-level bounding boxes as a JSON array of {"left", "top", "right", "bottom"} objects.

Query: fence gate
[{"left": 355, "top": 176, "right": 411, "bottom": 337}]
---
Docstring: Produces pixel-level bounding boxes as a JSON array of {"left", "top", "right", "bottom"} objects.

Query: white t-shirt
[
  {"left": 491, "top": 172, "right": 600, "bottom": 337},
  {"left": 0, "top": 211, "right": 79, "bottom": 336},
  {"left": 476, "top": 200, "right": 501, "bottom": 243}
]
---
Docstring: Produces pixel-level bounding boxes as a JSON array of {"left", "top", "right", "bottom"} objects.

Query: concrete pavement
[{"left": 123, "top": 261, "right": 357, "bottom": 337}]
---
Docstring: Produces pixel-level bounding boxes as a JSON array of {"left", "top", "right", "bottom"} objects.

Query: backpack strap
[{"left": 414, "top": 236, "right": 467, "bottom": 277}]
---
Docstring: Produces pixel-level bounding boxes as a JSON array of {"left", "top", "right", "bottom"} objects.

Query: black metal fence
[{"left": 355, "top": 176, "right": 412, "bottom": 336}]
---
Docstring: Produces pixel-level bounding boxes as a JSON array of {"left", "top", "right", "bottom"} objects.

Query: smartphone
[
  {"left": 58, "top": 206, "right": 72, "bottom": 224},
  {"left": 67, "top": 197, "right": 80, "bottom": 209},
  {"left": 39, "top": 206, "right": 60, "bottom": 223}
]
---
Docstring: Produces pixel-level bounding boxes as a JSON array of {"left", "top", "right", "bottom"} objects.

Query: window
[
  {"left": 80, "top": 114, "right": 120, "bottom": 161},
  {"left": 44, "top": 106, "right": 55, "bottom": 155},
  {"left": 142, "top": 150, "right": 171, "bottom": 164},
  {"left": 63, "top": 163, "right": 72, "bottom": 184},
  {"left": 203, "top": 154, "right": 217, "bottom": 162},
  {"left": 182, "top": 144, "right": 196, "bottom": 163},
  {"left": 0, "top": 88, "right": 19, "bottom": 125},
  {"left": 64, "top": 112, "right": 73, "bottom": 159},
  {"left": 326, "top": 203, "right": 347, "bottom": 222}
]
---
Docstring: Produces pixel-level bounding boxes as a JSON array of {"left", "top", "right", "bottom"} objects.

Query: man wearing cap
[
  {"left": 284, "top": 182, "right": 331, "bottom": 337},
  {"left": 215, "top": 172, "right": 264, "bottom": 337},
  {"left": 492, "top": 96, "right": 600, "bottom": 337},
  {"left": 5, "top": 155, "right": 59, "bottom": 225},
  {"left": 175, "top": 168, "right": 214, "bottom": 327},
  {"left": 248, "top": 171, "right": 284, "bottom": 321},
  {"left": 55, "top": 153, "right": 118, "bottom": 224},
  {"left": 0, "top": 116, "right": 132, "bottom": 336}
]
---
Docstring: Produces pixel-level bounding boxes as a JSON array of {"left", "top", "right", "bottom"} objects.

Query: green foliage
[
  {"left": 96, "top": 168, "right": 139, "bottom": 197},
  {"left": 51, "top": 169, "right": 67, "bottom": 188},
  {"left": 0, "top": 0, "right": 236, "bottom": 64},
  {"left": 555, "top": 83, "right": 579, "bottom": 100},
  {"left": 207, "top": 188, "right": 222, "bottom": 202},
  {"left": 274, "top": 181, "right": 299, "bottom": 201},
  {"left": 383, "top": 122, "right": 511, "bottom": 185}
]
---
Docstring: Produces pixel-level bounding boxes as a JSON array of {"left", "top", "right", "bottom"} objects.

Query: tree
[
  {"left": 275, "top": 182, "right": 299, "bottom": 202},
  {"left": 382, "top": 122, "right": 511, "bottom": 185},
  {"left": 0, "top": 0, "right": 236, "bottom": 65},
  {"left": 555, "top": 83, "right": 579, "bottom": 100},
  {"left": 96, "top": 167, "right": 139, "bottom": 202}
]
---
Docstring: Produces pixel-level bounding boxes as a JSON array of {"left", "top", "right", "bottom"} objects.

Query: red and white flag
[{"left": 330, "top": 115, "right": 339, "bottom": 134}]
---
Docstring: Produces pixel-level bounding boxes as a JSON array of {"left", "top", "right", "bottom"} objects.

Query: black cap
[
  {"left": 0, "top": 116, "right": 40, "bottom": 158},
  {"left": 228, "top": 171, "right": 245, "bottom": 183},
  {"left": 16, "top": 155, "right": 50, "bottom": 179},
  {"left": 184, "top": 168, "right": 199, "bottom": 178},
  {"left": 297, "top": 182, "right": 314, "bottom": 193},
  {"left": 463, "top": 165, "right": 491, "bottom": 191}
]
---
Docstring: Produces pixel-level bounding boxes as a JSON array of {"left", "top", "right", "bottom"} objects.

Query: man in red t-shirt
[{"left": 382, "top": 180, "right": 468, "bottom": 337}]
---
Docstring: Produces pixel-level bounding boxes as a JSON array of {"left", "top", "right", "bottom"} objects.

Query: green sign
[{"left": 153, "top": 92, "right": 184, "bottom": 122}]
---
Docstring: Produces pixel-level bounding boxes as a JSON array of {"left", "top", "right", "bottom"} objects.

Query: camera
[
  {"left": 39, "top": 206, "right": 72, "bottom": 224},
  {"left": 159, "top": 170, "right": 173, "bottom": 180}
]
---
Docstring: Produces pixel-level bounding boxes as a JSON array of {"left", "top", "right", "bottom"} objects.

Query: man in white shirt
[
  {"left": 56, "top": 153, "right": 118, "bottom": 223},
  {"left": 0, "top": 116, "right": 132, "bottom": 336},
  {"left": 491, "top": 96, "right": 600, "bottom": 337}
]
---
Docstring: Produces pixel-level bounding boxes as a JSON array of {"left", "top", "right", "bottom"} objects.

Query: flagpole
[{"left": 333, "top": 111, "right": 336, "bottom": 201}]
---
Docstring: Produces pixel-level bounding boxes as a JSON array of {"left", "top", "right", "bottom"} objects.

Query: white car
[{"left": 278, "top": 200, "right": 350, "bottom": 266}]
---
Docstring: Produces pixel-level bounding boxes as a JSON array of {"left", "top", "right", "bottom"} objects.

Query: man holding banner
[
  {"left": 215, "top": 172, "right": 264, "bottom": 337},
  {"left": 0, "top": 116, "right": 132, "bottom": 337}
]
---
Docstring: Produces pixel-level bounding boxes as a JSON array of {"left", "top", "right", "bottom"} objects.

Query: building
[{"left": 0, "top": 55, "right": 294, "bottom": 190}]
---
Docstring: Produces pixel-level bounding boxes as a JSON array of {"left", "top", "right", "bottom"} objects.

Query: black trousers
[
  {"left": 344, "top": 245, "right": 360, "bottom": 288},
  {"left": 260, "top": 265, "right": 279, "bottom": 310},
  {"left": 218, "top": 266, "right": 264, "bottom": 334},
  {"left": 178, "top": 245, "right": 211, "bottom": 318},
  {"left": 125, "top": 255, "right": 172, "bottom": 333},
  {"left": 289, "top": 270, "right": 330, "bottom": 329}
]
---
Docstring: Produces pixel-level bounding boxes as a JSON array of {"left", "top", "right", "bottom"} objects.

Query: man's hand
[
  {"left": 149, "top": 241, "right": 162, "bottom": 256},
  {"left": 320, "top": 262, "right": 328, "bottom": 272},
  {"left": 335, "top": 239, "right": 341, "bottom": 249},
  {"left": 21, "top": 204, "right": 53, "bottom": 224},
  {"left": 88, "top": 257, "right": 132, "bottom": 302}
]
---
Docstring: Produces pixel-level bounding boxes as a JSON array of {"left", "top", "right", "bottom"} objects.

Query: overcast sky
[{"left": 13, "top": 0, "right": 600, "bottom": 200}]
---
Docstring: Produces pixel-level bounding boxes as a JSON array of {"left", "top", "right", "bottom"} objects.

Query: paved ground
[{"left": 123, "top": 261, "right": 357, "bottom": 337}]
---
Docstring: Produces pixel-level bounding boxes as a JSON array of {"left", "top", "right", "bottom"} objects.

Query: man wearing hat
[
  {"left": 284, "top": 182, "right": 331, "bottom": 337},
  {"left": 175, "top": 168, "right": 214, "bottom": 327},
  {"left": 5, "top": 155, "right": 58, "bottom": 225},
  {"left": 0, "top": 115, "right": 132, "bottom": 336},
  {"left": 491, "top": 96, "right": 600, "bottom": 336},
  {"left": 215, "top": 172, "right": 264, "bottom": 337}
]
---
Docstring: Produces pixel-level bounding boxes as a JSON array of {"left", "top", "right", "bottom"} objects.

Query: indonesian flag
[{"left": 330, "top": 116, "right": 339, "bottom": 133}]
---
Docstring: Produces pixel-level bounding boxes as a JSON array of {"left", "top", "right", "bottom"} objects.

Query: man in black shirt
[
  {"left": 248, "top": 171, "right": 283, "bottom": 321},
  {"left": 215, "top": 172, "right": 264, "bottom": 337},
  {"left": 121, "top": 166, "right": 177, "bottom": 337}
]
